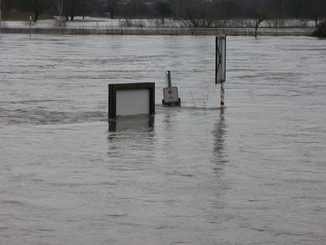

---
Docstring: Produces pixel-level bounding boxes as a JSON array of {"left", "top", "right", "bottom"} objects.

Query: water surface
[{"left": 1, "top": 34, "right": 326, "bottom": 244}]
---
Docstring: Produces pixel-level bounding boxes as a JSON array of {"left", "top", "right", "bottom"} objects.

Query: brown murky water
[{"left": 1, "top": 34, "right": 326, "bottom": 244}]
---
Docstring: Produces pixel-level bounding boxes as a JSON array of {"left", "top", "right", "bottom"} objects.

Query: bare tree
[
  {"left": 312, "top": 20, "right": 326, "bottom": 37},
  {"left": 155, "top": 2, "right": 172, "bottom": 24},
  {"left": 0, "top": 0, "right": 2, "bottom": 26},
  {"left": 180, "top": 0, "right": 216, "bottom": 28},
  {"left": 166, "top": 0, "right": 184, "bottom": 19},
  {"left": 64, "top": 0, "right": 90, "bottom": 21},
  {"left": 268, "top": 0, "right": 287, "bottom": 16},
  {"left": 107, "top": 0, "right": 119, "bottom": 19},
  {"left": 65, "top": 0, "right": 77, "bottom": 21},
  {"left": 118, "top": 2, "right": 138, "bottom": 26},
  {"left": 291, "top": 0, "right": 306, "bottom": 19},
  {"left": 28, "top": 0, "right": 51, "bottom": 22},
  {"left": 304, "top": 0, "right": 326, "bottom": 27},
  {"left": 136, "top": 0, "right": 153, "bottom": 18},
  {"left": 119, "top": 1, "right": 138, "bottom": 19},
  {"left": 253, "top": 11, "right": 267, "bottom": 37},
  {"left": 52, "top": 0, "right": 65, "bottom": 25},
  {"left": 248, "top": 0, "right": 269, "bottom": 37}
]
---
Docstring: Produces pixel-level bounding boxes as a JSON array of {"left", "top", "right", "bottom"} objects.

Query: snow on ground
[
  {"left": 1, "top": 17, "right": 180, "bottom": 29},
  {"left": 1, "top": 16, "right": 317, "bottom": 29}
]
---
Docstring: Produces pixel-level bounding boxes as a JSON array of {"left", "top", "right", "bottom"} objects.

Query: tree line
[{"left": 1, "top": 0, "right": 326, "bottom": 26}]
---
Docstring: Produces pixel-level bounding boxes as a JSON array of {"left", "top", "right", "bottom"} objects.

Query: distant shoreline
[
  {"left": 0, "top": 26, "right": 314, "bottom": 36},
  {"left": 0, "top": 17, "right": 316, "bottom": 36}
]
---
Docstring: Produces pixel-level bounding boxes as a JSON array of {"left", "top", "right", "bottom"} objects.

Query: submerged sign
[
  {"left": 163, "top": 87, "right": 179, "bottom": 103},
  {"left": 108, "top": 83, "right": 155, "bottom": 119}
]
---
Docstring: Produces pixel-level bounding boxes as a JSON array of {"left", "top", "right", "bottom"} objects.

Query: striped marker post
[{"left": 215, "top": 35, "right": 226, "bottom": 109}]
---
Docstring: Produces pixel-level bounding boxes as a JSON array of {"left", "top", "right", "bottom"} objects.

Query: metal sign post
[
  {"left": 162, "top": 71, "right": 181, "bottom": 106},
  {"left": 166, "top": 71, "right": 172, "bottom": 87},
  {"left": 215, "top": 35, "right": 226, "bottom": 109}
]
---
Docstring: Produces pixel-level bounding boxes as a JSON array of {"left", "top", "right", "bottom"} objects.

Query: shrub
[{"left": 312, "top": 21, "right": 326, "bottom": 37}]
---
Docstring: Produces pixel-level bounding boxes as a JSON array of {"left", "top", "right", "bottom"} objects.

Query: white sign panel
[
  {"left": 116, "top": 89, "right": 150, "bottom": 116},
  {"left": 215, "top": 35, "right": 226, "bottom": 84},
  {"left": 163, "top": 87, "right": 179, "bottom": 103}
]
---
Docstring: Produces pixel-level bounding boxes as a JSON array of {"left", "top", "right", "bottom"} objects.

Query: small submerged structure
[
  {"left": 108, "top": 83, "right": 155, "bottom": 119},
  {"left": 162, "top": 71, "right": 181, "bottom": 106}
]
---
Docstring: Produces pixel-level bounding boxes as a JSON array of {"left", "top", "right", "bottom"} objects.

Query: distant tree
[
  {"left": 65, "top": 0, "right": 79, "bottom": 21},
  {"left": 28, "top": 0, "right": 51, "bottom": 22},
  {"left": 54, "top": 0, "right": 65, "bottom": 16},
  {"left": 252, "top": 11, "right": 267, "bottom": 37},
  {"left": 180, "top": 0, "right": 216, "bottom": 27},
  {"left": 2, "top": 0, "right": 27, "bottom": 12},
  {"left": 244, "top": 0, "right": 269, "bottom": 37},
  {"left": 79, "top": 0, "right": 89, "bottom": 18},
  {"left": 0, "top": 0, "right": 2, "bottom": 26},
  {"left": 90, "top": 0, "right": 105, "bottom": 17},
  {"left": 312, "top": 20, "right": 326, "bottom": 37},
  {"left": 107, "top": 0, "right": 119, "bottom": 19},
  {"left": 235, "top": 0, "right": 263, "bottom": 18},
  {"left": 52, "top": 0, "right": 65, "bottom": 25},
  {"left": 118, "top": 2, "right": 137, "bottom": 19},
  {"left": 286, "top": 0, "right": 306, "bottom": 19},
  {"left": 266, "top": 0, "right": 289, "bottom": 27},
  {"left": 155, "top": 2, "right": 172, "bottom": 24},
  {"left": 168, "top": 0, "right": 184, "bottom": 19},
  {"left": 75, "top": 0, "right": 104, "bottom": 17},
  {"left": 304, "top": 0, "right": 326, "bottom": 27},
  {"left": 218, "top": 0, "right": 241, "bottom": 19},
  {"left": 136, "top": 1, "right": 153, "bottom": 18},
  {"left": 63, "top": 0, "right": 91, "bottom": 21},
  {"left": 269, "top": 0, "right": 286, "bottom": 12},
  {"left": 268, "top": 0, "right": 288, "bottom": 18}
]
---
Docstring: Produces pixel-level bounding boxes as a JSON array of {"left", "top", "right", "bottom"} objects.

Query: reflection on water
[
  {"left": 108, "top": 115, "right": 154, "bottom": 133},
  {"left": 107, "top": 115, "right": 155, "bottom": 166},
  {"left": 106, "top": 107, "right": 229, "bottom": 232},
  {"left": 213, "top": 110, "right": 227, "bottom": 163},
  {"left": 210, "top": 110, "right": 228, "bottom": 212},
  {"left": 212, "top": 109, "right": 228, "bottom": 191}
]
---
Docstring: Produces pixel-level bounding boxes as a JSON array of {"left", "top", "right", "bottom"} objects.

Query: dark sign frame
[{"left": 108, "top": 83, "right": 155, "bottom": 119}]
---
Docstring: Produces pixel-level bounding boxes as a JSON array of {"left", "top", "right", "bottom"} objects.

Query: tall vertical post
[
  {"left": 215, "top": 35, "right": 226, "bottom": 109},
  {"left": 220, "top": 82, "right": 225, "bottom": 107},
  {"left": 162, "top": 71, "right": 181, "bottom": 106},
  {"left": 0, "top": 0, "right": 2, "bottom": 27},
  {"left": 28, "top": 16, "right": 32, "bottom": 38},
  {"left": 166, "top": 71, "right": 172, "bottom": 87}
]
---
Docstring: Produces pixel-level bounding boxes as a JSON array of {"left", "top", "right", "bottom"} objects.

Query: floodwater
[{"left": 0, "top": 34, "right": 326, "bottom": 245}]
